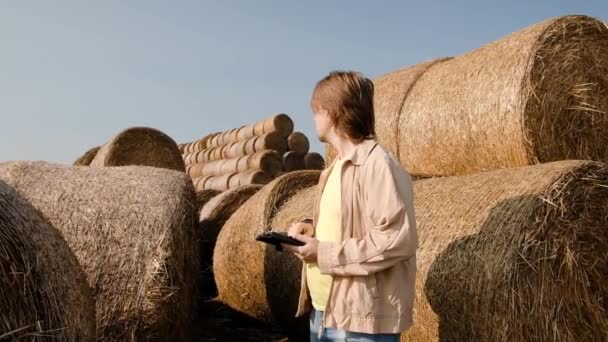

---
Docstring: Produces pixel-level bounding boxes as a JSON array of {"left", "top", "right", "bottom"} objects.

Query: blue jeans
[{"left": 309, "top": 309, "right": 401, "bottom": 342}]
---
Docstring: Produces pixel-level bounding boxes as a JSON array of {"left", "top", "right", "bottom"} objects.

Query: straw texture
[
  {"left": 221, "top": 160, "right": 608, "bottom": 341},
  {"left": 198, "top": 185, "right": 262, "bottom": 299},
  {"left": 401, "top": 160, "right": 608, "bottom": 341},
  {"left": 0, "top": 180, "right": 96, "bottom": 341},
  {"left": 0, "top": 162, "right": 198, "bottom": 341},
  {"left": 195, "top": 189, "right": 221, "bottom": 211},
  {"left": 332, "top": 16, "right": 608, "bottom": 175},
  {"left": 213, "top": 171, "right": 320, "bottom": 338},
  {"left": 91, "top": 127, "right": 185, "bottom": 172}
]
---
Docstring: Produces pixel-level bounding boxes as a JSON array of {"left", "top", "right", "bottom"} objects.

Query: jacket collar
[{"left": 339, "top": 139, "right": 377, "bottom": 166}]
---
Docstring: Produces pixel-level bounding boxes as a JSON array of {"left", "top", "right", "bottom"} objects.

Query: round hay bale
[
  {"left": 193, "top": 176, "right": 212, "bottom": 192},
  {"left": 248, "top": 150, "right": 283, "bottom": 177},
  {"left": 254, "top": 132, "right": 288, "bottom": 155},
  {"left": 225, "top": 141, "right": 246, "bottom": 159},
  {"left": 304, "top": 152, "right": 325, "bottom": 170},
  {"left": 211, "top": 147, "right": 222, "bottom": 161},
  {"left": 401, "top": 160, "right": 608, "bottom": 341},
  {"left": 264, "top": 113, "right": 295, "bottom": 137},
  {"left": 195, "top": 151, "right": 281, "bottom": 179},
  {"left": 208, "top": 133, "right": 221, "bottom": 148},
  {"left": 0, "top": 162, "right": 199, "bottom": 341},
  {"left": 201, "top": 149, "right": 213, "bottom": 163},
  {"left": 186, "top": 164, "right": 193, "bottom": 176},
  {"left": 228, "top": 128, "right": 240, "bottom": 144},
  {"left": 250, "top": 114, "right": 294, "bottom": 137},
  {"left": 73, "top": 146, "right": 101, "bottom": 166},
  {"left": 198, "top": 185, "right": 262, "bottom": 300},
  {"left": 189, "top": 163, "right": 203, "bottom": 178},
  {"left": 0, "top": 180, "right": 96, "bottom": 341},
  {"left": 204, "top": 173, "right": 234, "bottom": 191},
  {"left": 195, "top": 189, "right": 221, "bottom": 210},
  {"left": 90, "top": 127, "right": 185, "bottom": 172},
  {"left": 218, "top": 156, "right": 246, "bottom": 175},
  {"left": 227, "top": 170, "right": 273, "bottom": 189},
  {"left": 287, "top": 132, "right": 310, "bottom": 155},
  {"left": 194, "top": 150, "right": 206, "bottom": 164},
  {"left": 236, "top": 124, "right": 256, "bottom": 141},
  {"left": 183, "top": 152, "right": 195, "bottom": 166},
  {"left": 183, "top": 143, "right": 192, "bottom": 154},
  {"left": 181, "top": 143, "right": 189, "bottom": 154},
  {"left": 283, "top": 151, "right": 305, "bottom": 172},
  {"left": 213, "top": 171, "right": 320, "bottom": 336},
  {"left": 194, "top": 139, "right": 204, "bottom": 151},
  {"left": 243, "top": 136, "right": 259, "bottom": 155},
  {"left": 374, "top": 15, "right": 608, "bottom": 176}
]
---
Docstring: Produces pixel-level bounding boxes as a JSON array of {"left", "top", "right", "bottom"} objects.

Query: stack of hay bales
[
  {"left": 179, "top": 114, "right": 325, "bottom": 192},
  {"left": 0, "top": 180, "right": 96, "bottom": 341},
  {"left": 208, "top": 15, "right": 608, "bottom": 341},
  {"left": 213, "top": 171, "right": 321, "bottom": 340},
  {"left": 214, "top": 161, "right": 608, "bottom": 341},
  {"left": 0, "top": 162, "right": 199, "bottom": 341},
  {"left": 73, "top": 126, "right": 185, "bottom": 172}
]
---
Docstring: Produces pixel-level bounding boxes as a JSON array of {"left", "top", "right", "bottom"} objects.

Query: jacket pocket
[{"left": 366, "top": 273, "right": 379, "bottom": 299}]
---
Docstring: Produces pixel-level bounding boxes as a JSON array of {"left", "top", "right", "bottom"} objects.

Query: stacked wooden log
[{"left": 179, "top": 114, "right": 325, "bottom": 192}]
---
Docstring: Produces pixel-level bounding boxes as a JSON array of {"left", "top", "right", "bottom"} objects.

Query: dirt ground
[{"left": 192, "top": 299, "right": 289, "bottom": 342}]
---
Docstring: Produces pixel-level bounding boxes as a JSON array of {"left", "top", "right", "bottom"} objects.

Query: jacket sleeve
[{"left": 316, "top": 155, "right": 417, "bottom": 276}]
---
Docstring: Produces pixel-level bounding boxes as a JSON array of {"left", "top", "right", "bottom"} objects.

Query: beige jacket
[{"left": 296, "top": 139, "right": 418, "bottom": 334}]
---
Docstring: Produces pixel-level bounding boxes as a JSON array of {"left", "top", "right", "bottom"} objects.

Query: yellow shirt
[{"left": 306, "top": 158, "right": 343, "bottom": 311}]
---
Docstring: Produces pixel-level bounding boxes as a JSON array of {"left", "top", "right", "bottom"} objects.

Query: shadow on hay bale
[
  {"left": 91, "top": 126, "right": 185, "bottom": 172},
  {"left": 0, "top": 161, "right": 199, "bottom": 341},
  {"left": 213, "top": 171, "right": 320, "bottom": 341},
  {"left": 401, "top": 160, "right": 608, "bottom": 341},
  {"left": 198, "top": 185, "right": 262, "bottom": 301},
  {"left": 195, "top": 189, "right": 221, "bottom": 210},
  {"left": 0, "top": 180, "right": 96, "bottom": 341},
  {"left": 328, "top": 16, "right": 608, "bottom": 175},
  {"left": 265, "top": 185, "right": 319, "bottom": 342}
]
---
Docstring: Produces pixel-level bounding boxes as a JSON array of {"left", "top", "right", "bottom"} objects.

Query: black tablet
[{"left": 256, "top": 231, "right": 305, "bottom": 251}]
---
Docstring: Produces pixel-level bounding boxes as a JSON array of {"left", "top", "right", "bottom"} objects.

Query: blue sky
[{"left": 1, "top": 1, "right": 606, "bottom": 163}]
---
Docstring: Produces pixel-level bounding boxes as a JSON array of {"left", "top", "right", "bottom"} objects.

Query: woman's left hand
[{"left": 282, "top": 233, "right": 319, "bottom": 263}]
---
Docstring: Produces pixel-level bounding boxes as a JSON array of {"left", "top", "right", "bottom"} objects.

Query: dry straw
[
  {"left": 213, "top": 171, "right": 320, "bottom": 337},
  {"left": 331, "top": 16, "right": 608, "bottom": 175},
  {"left": 219, "top": 160, "right": 608, "bottom": 341},
  {"left": 91, "top": 127, "right": 185, "bottom": 172},
  {"left": 401, "top": 160, "right": 608, "bottom": 341},
  {"left": 195, "top": 189, "right": 222, "bottom": 210},
  {"left": 0, "top": 180, "right": 96, "bottom": 341},
  {"left": 198, "top": 185, "right": 262, "bottom": 299},
  {"left": 73, "top": 146, "right": 101, "bottom": 166},
  {"left": 0, "top": 162, "right": 199, "bottom": 341}
]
